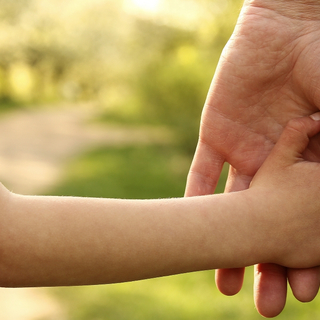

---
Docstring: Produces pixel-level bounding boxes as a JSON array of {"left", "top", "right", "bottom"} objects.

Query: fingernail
[{"left": 310, "top": 112, "right": 320, "bottom": 121}]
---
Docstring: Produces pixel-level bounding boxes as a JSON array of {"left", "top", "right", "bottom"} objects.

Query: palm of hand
[{"left": 186, "top": 2, "right": 320, "bottom": 317}]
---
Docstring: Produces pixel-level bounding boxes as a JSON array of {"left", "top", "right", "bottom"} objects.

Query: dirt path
[
  {"left": 0, "top": 104, "right": 170, "bottom": 194},
  {"left": 0, "top": 103, "right": 171, "bottom": 320}
]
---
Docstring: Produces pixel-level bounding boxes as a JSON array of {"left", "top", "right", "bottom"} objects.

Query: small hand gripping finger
[
  {"left": 284, "top": 113, "right": 320, "bottom": 304},
  {"left": 253, "top": 112, "right": 320, "bottom": 318},
  {"left": 266, "top": 113, "right": 320, "bottom": 166}
]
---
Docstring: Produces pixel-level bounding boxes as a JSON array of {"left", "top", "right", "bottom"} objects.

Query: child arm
[
  {"left": 0, "top": 187, "right": 256, "bottom": 287},
  {"left": 1, "top": 114, "right": 320, "bottom": 288}
]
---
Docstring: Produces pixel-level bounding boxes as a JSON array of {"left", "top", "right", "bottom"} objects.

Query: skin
[
  {"left": 185, "top": 0, "right": 320, "bottom": 317},
  {"left": 1, "top": 116, "right": 320, "bottom": 290}
]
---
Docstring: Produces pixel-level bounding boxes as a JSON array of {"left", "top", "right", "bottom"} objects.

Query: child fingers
[{"left": 272, "top": 113, "right": 320, "bottom": 163}]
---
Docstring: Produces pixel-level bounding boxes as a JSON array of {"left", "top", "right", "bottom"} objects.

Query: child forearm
[
  {"left": 2, "top": 115, "right": 320, "bottom": 288},
  {"left": 0, "top": 187, "right": 257, "bottom": 288}
]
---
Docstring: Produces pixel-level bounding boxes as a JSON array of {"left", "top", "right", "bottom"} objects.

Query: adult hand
[{"left": 185, "top": 0, "right": 320, "bottom": 317}]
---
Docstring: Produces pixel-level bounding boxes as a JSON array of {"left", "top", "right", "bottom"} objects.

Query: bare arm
[
  {"left": 1, "top": 115, "right": 320, "bottom": 290},
  {"left": 1, "top": 188, "right": 255, "bottom": 287}
]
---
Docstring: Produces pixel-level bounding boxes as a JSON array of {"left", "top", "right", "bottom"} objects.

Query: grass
[
  {"left": 49, "top": 269, "right": 320, "bottom": 320},
  {"left": 50, "top": 271, "right": 257, "bottom": 320},
  {"left": 0, "top": 99, "right": 24, "bottom": 114},
  {"left": 46, "top": 145, "right": 193, "bottom": 199},
  {"left": 45, "top": 143, "right": 320, "bottom": 320}
]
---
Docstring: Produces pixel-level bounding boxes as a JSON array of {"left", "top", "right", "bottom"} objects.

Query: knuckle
[{"left": 286, "top": 118, "right": 307, "bottom": 135}]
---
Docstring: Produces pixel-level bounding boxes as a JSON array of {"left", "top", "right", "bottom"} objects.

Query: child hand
[{"left": 249, "top": 113, "right": 320, "bottom": 269}]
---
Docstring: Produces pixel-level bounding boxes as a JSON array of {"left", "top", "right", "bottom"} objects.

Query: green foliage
[
  {"left": 47, "top": 142, "right": 229, "bottom": 199},
  {"left": 0, "top": 0, "right": 244, "bottom": 150},
  {"left": 100, "top": 0, "right": 244, "bottom": 153},
  {"left": 134, "top": 44, "right": 210, "bottom": 152},
  {"left": 0, "top": 98, "right": 23, "bottom": 114}
]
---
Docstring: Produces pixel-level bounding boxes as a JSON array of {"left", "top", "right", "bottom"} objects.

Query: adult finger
[
  {"left": 288, "top": 267, "right": 320, "bottom": 302},
  {"left": 215, "top": 166, "right": 252, "bottom": 295},
  {"left": 185, "top": 139, "right": 225, "bottom": 197},
  {"left": 254, "top": 264, "right": 287, "bottom": 318},
  {"left": 215, "top": 268, "right": 245, "bottom": 296},
  {"left": 224, "top": 165, "right": 253, "bottom": 194}
]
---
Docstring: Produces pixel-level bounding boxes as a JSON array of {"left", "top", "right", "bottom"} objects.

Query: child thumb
[{"left": 272, "top": 113, "right": 320, "bottom": 163}]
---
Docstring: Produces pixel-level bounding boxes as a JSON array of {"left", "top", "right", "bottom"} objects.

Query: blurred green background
[
  {"left": 0, "top": 0, "right": 241, "bottom": 151},
  {"left": 1, "top": 0, "right": 320, "bottom": 319}
]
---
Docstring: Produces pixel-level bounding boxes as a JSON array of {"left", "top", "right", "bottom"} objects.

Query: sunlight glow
[{"left": 131, "top": 0, "right": 160, "bottom": 13}]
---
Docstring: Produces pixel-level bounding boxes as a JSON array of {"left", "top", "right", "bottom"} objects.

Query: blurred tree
[
  {"left": 0, "top": 0, "right": 243, "bottom": 151},
  {"left": 124, "top": 0, "right": 243, "bottom": 152}
]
